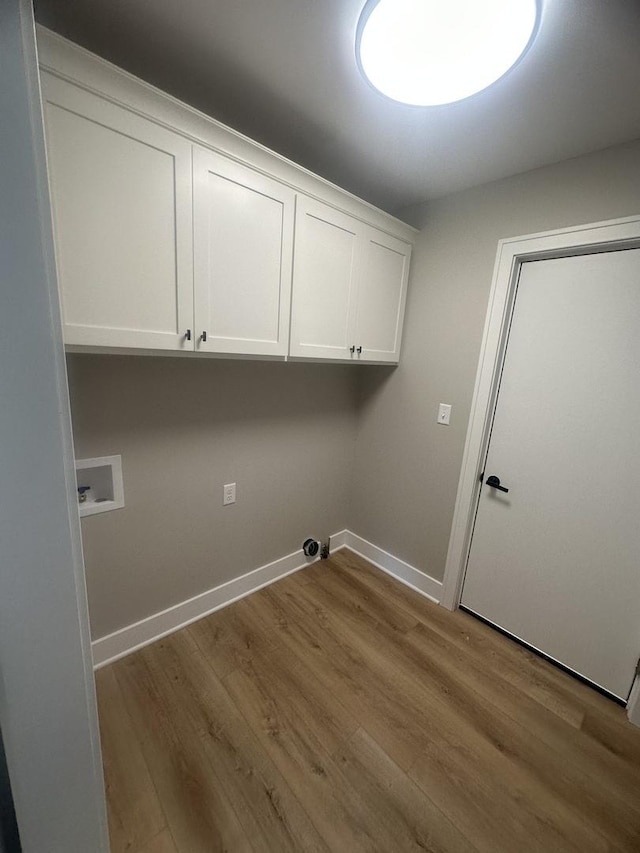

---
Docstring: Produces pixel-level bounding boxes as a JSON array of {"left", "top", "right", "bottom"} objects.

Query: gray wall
[
  {"left": 69, "top": 139, "right": 640, "bottom": 641},
  {"left": 68, "top": 355, "right": 358, "bottom": 638},
  {"left": 0, "top": 1, "right": 108, "bottom": 849},
  {"left": 350, "top": 139, "right": 640, "bottom": 582}
]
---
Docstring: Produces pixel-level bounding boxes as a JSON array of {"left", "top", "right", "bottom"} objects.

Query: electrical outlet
[
  {"left": 223, "top": 482, "right": 236, "bottom": 505},
  {"left": 437, "top": 403, "right": 452, "bottom": 425}
]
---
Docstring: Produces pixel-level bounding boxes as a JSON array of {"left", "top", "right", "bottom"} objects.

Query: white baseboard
[
  {"left": 341, "top": 531, "right": 442, "bottom": 604},
  {"left": 91, "top": 528, "right": 441, "bottom": 668},
  {"left": 627, "top": 677, "right": 640, "bottom": 727},
  {"left": 328, "top": 529, "right": 348, "bottom": 550},
  {"left": 92, "top": 531, "right": 346, "bottom": 668}
]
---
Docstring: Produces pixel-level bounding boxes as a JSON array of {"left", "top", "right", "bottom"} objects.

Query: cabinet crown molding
[{"left": 36, "top": 25, "right": 416, "bottom": 243}]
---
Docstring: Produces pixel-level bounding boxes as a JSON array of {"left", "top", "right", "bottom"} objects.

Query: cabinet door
[
  {"left": 289, "top": 196, "right": 361, "bottom": 360},
  {"left": 353, "top": 227, "right": 411, "bottom": 363},
  {"left": 193, "top": 147, "right": 294, "bottom": 356},
  {"left": 42, "top": 75, "right": 194, "bottom": 351}
]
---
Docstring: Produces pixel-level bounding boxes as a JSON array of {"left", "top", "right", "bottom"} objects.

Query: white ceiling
[{"left": 34, "top": 0, "right": 640, "bottom": 217}]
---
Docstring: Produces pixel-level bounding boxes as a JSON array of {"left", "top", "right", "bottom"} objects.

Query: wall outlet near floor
[
  {"left": 437, "top": 403, "right": 452, "bottom": 425},
  {"left": 223, "top": 482, "right": 236, "bottom": 505}
]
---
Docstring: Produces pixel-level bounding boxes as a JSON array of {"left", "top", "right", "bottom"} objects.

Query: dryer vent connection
[{"left": 302, "top": 538, "right": 319, "bottom": 557}]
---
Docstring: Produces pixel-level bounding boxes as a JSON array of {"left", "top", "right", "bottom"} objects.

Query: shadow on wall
[
  {"left": 356, "top": 364, "right": 397, "bottom": 408},
  {"left": 66, "top": 354, "right": 360, "bottom": 436},
  {"left": 0, "top": 727, "right": 20, "bottom": 853}
]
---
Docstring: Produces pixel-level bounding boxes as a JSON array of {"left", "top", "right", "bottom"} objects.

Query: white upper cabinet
[
  {"left": 354, "top": 226, "right": 411, "bottom": 363},
  {"left": 38, "top": 30, "right": 415, "bottom": 363},
  {"left": 42, "top": 75, "right": 194, "bottom": 352},
  {"left": 193, "top": 147, "right": 294, "bottom": 356},
  {"left": 289, "top": 197, "right": 360, "bottom": 360},
  {"left": 290, "top": 197, "right": 411, "bottom": 363}
]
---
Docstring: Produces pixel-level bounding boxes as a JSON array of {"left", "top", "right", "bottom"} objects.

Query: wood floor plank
[
  {"left": 333, "top": 549, "right": 443, "bottom": 629},
  {"left": 228, "top": 654, "right": 479, "bottom": 853},
  {"left": 97, "top": 548, "right": 640, "bottom": 853},
  {"left": 224, "top": 664, "right": 382, "bottom": 853},
  {"left": 313, "top": 559, "right": 419, "bottom": 634},
  {"left": 221, "top": 638, "right": 359, "bottom": 757},
  {"left": 257, "top": 565, "right": 621, "bottom": 851},
  {"left": 95, "top": 666, "right": 167, "bottom": 853},
  {"left": 269, "top": 572, "right": 578, "bottom": 853},
  {"left": 187, "top": 598, "right": 281, "bottom": 680},
  {"left": 338, "top": 550, "right": 640, "bottom": 770},
  {"left": 580, "top": 707, "right": 640, "bottom": 770},
  {"left": 113, "top": 652, "right": 255, "bottom": 853},
  {"left": 407, "top": 738, "right": 584, "bottom": 853},
  {"left": 135, "top": 828, "right": 179, "bottom": 853},
  {"left": 294, "top": 562, "right": 640, "bottom": 849},
  {"left": 408, "top": 578, "right": 623, "bottom": 723},
  {"left": 242, "top": 583, "right": 293, "bottom": 632},
  {"left": 423, "top": 608, "right": 595, "bottom": 724},
  {"left": 263, "top": 582, "right": 434, "bottom": 771},
  {"left": 338, "top": 728, "right": 480, "bottom": 853},
  {"left": 404, "top": 622, "right": 640, "bottom": 845},
  {"left": 143, "top": 630, "right": 331, "bottom": 853},
  {"left": 337, "top": 550, "right": 589, "bottom": 729},
  {"left": 287, "top": 563, "right": 325, "bottom": 586},
  {"left": 283, "top": 571, "right": 621, "bottom": 852}
]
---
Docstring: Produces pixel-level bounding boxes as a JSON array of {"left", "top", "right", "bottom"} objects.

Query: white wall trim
[
  {"left": 342, "top": 531, "right": 442, "bottom": 603},
  {"left": 439, "top": 214, "right": 640, "bottom": 723},
  {"left": 328, "top": 529, "right": 348, "bottom": 550},
  {"left": 0, "top": 1, "right": 109, "bottom": 847},
  {"left": 627, "top": 677, "right": 640, "bottom": 728},
  {"left": 91, "top": 528, "right": 441, "bottom": 667}
]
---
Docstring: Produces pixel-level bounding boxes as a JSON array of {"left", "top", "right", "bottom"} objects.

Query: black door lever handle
[{"left": 485, "top": 475, "right": 509, "bottom": 493}]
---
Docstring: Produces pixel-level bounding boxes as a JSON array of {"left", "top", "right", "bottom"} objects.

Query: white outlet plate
[
  {"left": 223, "top": 482, "right": 236, "bottom": 505},
  {"left": 437, "top": 403, "right": 452, "bottom": 425}
]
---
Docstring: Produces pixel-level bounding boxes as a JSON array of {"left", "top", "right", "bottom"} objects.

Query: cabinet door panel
[
  {"left": 193, "top": 148, "right": 294, "bottom": 356},
  {"left": 355, "top": 228, "right": 411, "bottom": 363},
  {"left": 42, "top": 75, "right": 193, "bottom": 351},
  {"left": 289, "top": 197, "right": 360, "bottom": 359}
]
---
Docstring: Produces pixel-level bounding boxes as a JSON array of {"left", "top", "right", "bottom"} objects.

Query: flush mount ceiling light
[{"left": 356, "top": 0, "right": 539, "bottom": 107}]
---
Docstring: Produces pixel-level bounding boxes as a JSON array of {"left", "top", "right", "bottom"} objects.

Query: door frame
[
  {"left": 440, "top": 214, "right": 640, "bottom": 723},
  {"left": 0, "top": 1, "right": 109, "bottom": 847}
]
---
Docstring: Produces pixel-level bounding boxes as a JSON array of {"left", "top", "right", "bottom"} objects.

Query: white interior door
[{"left": 462, "top": 249, "right": 640, "bottom": 700}]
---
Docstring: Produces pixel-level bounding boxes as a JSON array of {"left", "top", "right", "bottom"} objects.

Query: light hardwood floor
[{"left": 96, "top": 549, "right": 640, "bottom": 852}]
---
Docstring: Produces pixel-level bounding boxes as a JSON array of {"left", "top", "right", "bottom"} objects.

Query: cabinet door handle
[
  {"left": 185, "top": 329, "right": 192, "bottom": 341},
  {"left": 350, "top": 345, "right": 355, "bottom": 354},
  {"left": 356, "top": 346, "right": 362, "bottom": 354},
  {"left": 200, "top": 331, "right": 207, "bottom": 343}
]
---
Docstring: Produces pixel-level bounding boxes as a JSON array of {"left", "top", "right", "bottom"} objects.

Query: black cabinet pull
[
  {"left": 356, "top": 346, "right": 362, "bottom": 354},
  {"left": 185, "top": 329, "right": 192, "bottom": 341},
  {"left": 200, "top": 331, "right": 207, "bottom": 342},
  {"left": 350, "top": 345, "right": 355, "bottom": 353},
  {"left": 485, "top": 474, "right": 509, "bottom": 493}
]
